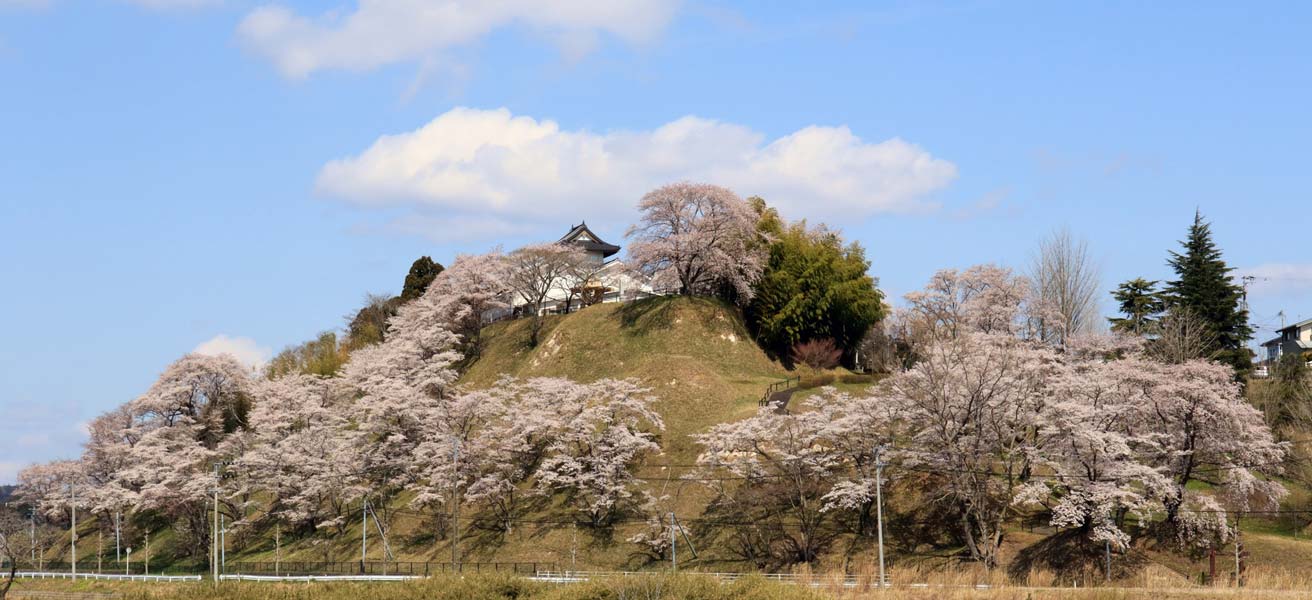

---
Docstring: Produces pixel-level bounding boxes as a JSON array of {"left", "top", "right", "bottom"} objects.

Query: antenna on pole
[{"left": 1240, "top": 275, "right": 1255, "bottom": 312}]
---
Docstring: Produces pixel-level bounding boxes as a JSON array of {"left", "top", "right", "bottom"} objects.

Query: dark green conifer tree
[
  {"left": 1161, "top": 211, "right": 1253, "bottom": 377},
  {"left": 1108, "top": 277, "right": 1164, "bottom": 335},
  {"left": 401, "top": 256, "right": 445, "bottom": 302}
]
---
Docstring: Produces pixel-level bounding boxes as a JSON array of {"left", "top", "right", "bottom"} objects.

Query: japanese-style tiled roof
[{"left": 558, "top": 221, "right": 621, "bottom": 257}]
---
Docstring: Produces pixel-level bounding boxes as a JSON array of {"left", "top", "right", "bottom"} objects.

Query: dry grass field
[{"left": 9, "top": 570, "right": 1312, "bottom": 600}]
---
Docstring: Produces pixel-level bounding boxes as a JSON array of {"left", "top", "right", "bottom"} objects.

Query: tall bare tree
[
  {"left": 1149, "top": 305, "right": 1218, "bottom": 364},
  {"left": 1031, "top": 228, "right": 1101, "bottom": 345}
]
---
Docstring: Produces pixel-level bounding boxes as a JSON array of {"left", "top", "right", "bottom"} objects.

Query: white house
[
  {"left": 508, "top": 222, "right": 661, "bottom": 316},
  {"left": 1262, "top": 317, "right": 1312, "bottom": 364}
]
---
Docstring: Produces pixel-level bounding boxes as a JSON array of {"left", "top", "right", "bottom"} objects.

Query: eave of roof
[
  {"left": 559, "top": 222, "right": 621, "bottom": 257},
  {"left": 1277, "top": 317, "right": 1312, "bottom": 333}
]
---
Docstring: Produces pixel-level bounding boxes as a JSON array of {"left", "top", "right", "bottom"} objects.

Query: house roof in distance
[
  {"left": 1277, "top": 317, "right": 1312, "bottom": 334},
  {"left": 559, "top": 221, "right": 621, "bottom": 257}
]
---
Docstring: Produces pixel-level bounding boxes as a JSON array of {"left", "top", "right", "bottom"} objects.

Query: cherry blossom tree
[
  {"left": 885, "top": 332, "right": 1056, "bottom": 568},
  {"left": 505, "top": 243, "right": 586, "bottom": 346},
  {"left": 535, "top": 378, "right": 665, "bottom": 527},
  {"left": 15, "top": 460, "right": 88, "bottom": 522},
  {"left": 239, "top": 374, "right": 359, "bottom": 536},
  {"left": 340, "top": 255, "right": 510, "bottom": 529},
  {"left": 626, "top": 182, "right": 766, "bottom": 303},
  {"left": 439, "top": 380, "right": 561, "bottom": 533},
  {"left": 1015, "top": 351, "right": 1170, "bottom": 551},
  {"left": 343, "top": 311, "right": 459, "bottom": 523},
  {"left": 902, "top": 264, "right": 1042, "bottom": 343},
  {"left": 1124, "top": 358, "right": 1286, "bottom": 544},
  {"left": 79, "top": 406, "right": 140, "bottom": 518},
  {"left": 695, "top": 405, "right": 841, "bottom": 565},
  {"left": 410, "top": 388, "right": 505, "bottom": 540},
  {"left": 417, "top": 250, "right": 511, "bottom": 360},
  {"left": 692, "top": 387, "right": 904, "bottom": 565},
  {"left": 116, "top": 353, "right": 253, "bottom": 557}
]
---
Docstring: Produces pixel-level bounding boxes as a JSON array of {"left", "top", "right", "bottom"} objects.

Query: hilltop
[{"left": 462, "top": 296, "right": 788, "bottom": 461}]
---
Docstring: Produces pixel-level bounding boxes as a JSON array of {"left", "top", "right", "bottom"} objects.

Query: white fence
[
  {"left": 14, "top": 572, "right": 201, "bottom": 582},
  {"left": 220, "top": 574, "right": 423, "bottom": 582}
]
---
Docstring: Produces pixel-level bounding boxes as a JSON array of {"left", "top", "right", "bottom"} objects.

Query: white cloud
[
  {"left": 1237, "top": 263, "right": 1312, "bottom": 297},
  {"left": 193, "top": 334, "right": 272, "bottom": 369},
  {"left": 238, "top": 0, "right": 679, "bottom": 79},
  {"left": 317, "top": 107, "right": 957, "bottom": 238}
]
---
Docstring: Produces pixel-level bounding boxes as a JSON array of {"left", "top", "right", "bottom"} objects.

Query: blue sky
[{"left": 2, "top": 1, "right": 1310, "bottom": 483}]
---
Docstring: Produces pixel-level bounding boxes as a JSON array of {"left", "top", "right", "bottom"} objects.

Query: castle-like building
[{"left": 508, "top": 222, "right": 660, "bottom": 316}]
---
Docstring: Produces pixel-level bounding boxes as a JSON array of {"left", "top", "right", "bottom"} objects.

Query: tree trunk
[
  {"left": 1, "top": 560, "right": 15, "bottom": 600},
  {"left": 530, "top": 314, "right": 544, "bottom": 347}
]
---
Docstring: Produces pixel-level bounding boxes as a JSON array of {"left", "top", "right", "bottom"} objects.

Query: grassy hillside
[{"left": 462, "top": 296, "right": 788, "bottom": 462}]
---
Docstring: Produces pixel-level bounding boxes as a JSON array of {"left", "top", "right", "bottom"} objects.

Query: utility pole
[
  {"left": 1234, "top": 513, "right": 1242, "bottom": 588},
  {"left": 361, "top": 498, "right": 368, "bottom": 573},
  {"left": 114, "top": 511, "right": 121, "bottom": 564},
  {"left": 29, "top": 507, "right": 35, "bottom": 566},
  {"left": 669, "top": 512, "right": 677, "bottom": 573},
  {"left": 570, "top": 523, "right": 577, "bottom": 573},
  {"left": 874, "top": 445, "right": 888, "bottom": 590},
  {"left": 365, "top": 502, "right": 394, "bottom": 572},
  {"left": 451, "top": 437, "right": 461, "bottom": 572},
  {"left": 211, "top": 463, "right": 220, "bottom": 588},
  {"left": 1104, "top": 539, "right": 1111, "bottom": 583},
  {"left": 125, "top": 547, "right": 131, "bottom": 576},
  {"left": 70, "top": 485, "right": 77, "bottom": 578}
]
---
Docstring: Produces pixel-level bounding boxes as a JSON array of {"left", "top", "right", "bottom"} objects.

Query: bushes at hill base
[{"left": 790, "top": 339, "right": 842, "bottom": 370}]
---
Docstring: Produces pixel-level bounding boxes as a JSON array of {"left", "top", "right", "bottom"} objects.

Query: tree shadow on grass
[
  {"left": 1008, "top": 528, "right": 1151, "bottom": 584},
  {"left": 614, "top": 296, "right": 682, "bottom": 336}
]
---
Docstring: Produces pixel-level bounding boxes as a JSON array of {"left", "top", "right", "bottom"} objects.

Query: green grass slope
[{"left": 462, "top": 296, "right": 788, "bottom": 462}]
